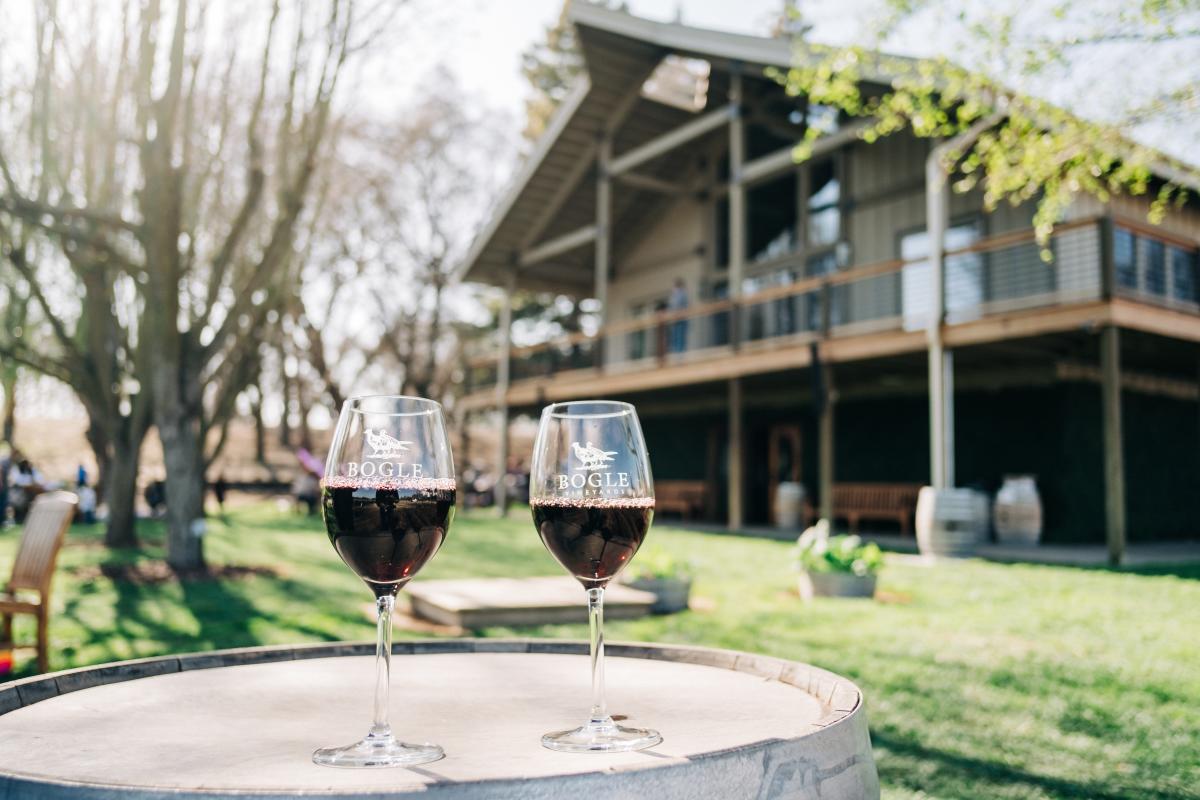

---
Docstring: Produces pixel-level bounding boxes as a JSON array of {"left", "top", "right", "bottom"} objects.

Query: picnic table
[{"left": 0, "top": 639, "right": 878, "bottom": 799}]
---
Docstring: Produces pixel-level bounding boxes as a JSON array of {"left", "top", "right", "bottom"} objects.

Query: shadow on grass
[
  {"left": 871, "top": 729, "right": 1185, "bottom": 800},
  {"left": 972, "top": 557, "right": 1200, "bottom": 582}
]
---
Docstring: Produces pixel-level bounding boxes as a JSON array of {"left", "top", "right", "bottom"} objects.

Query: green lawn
[{"left": 3, "top": 503, "right": 1198, "bottom": 799}]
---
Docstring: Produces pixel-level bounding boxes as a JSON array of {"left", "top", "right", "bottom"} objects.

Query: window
[
  {"left": 626, "top": 299, "right": 667, "bottom": 361},
  {"left": 747, "top": 174, "right": 798, "bottom": 263},
  {"left": 900, "top": 221, "right": 983, "bottom": 330},
  {"left": 802, "top": 252, "right": 839, "bottom": 331},
  {"left": 1113, "top": 226, "right": 1200, "bottom": 304},
  {"left": 1171, "top": 246, "right": 1198, "bottom": 303},
  {"left": 742, "top": 268, "right": 800, "bottom": 339},
  {"left": 807, "top": 160, "right": 840, "bottom": 248},
  {"left": 1145, "top": 239, "right": 1166, "bottom": 296},
  {"left": 1114, "top": 228, "right": 1137, "bottom": 289},
  {"left": 641, "top": 56, "right": 710, "bottom": 112}
]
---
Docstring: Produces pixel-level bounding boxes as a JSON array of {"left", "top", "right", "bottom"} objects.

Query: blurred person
[
  {"left": 76, "top": 463, "right": 88, "bottom": 488},
  {"left": 212, "top": 474, "right": 229, "bottom": 518},
  {"left": 293, "top": 471, "right": 319, "bottom": 516},
  {"left": 77, "top": 482, "right": 97, "bottom": 525},
  {"left": 145, "top": 479, "right": 167, "bottom": 517},
  {"left": 8, "top": 456, "right": 45, "bottom": 522}
]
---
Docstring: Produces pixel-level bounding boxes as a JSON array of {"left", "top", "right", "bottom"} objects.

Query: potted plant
[
  {"left": 794, "top": 521, "right": 882, "bottom": 600},
  {"left": 621, "top": 546, "right": 692, "bottom": 613}
]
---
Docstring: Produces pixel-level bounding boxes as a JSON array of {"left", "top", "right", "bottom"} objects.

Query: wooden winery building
[{"left": 457, "top": 2, "right": 1200, "bottom": 550}]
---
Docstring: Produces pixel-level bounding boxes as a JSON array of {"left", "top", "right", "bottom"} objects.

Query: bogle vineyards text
[
  {"left": 555, "top": 441, "right": 631, "bottom": 497},
  {"left": 346, "top": 460, "right": 424, "bottom": 480}
]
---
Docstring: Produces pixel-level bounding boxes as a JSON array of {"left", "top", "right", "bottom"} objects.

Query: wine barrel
[
  {"left": 773, "top": 481, "right": 805, "bottom": 530},
  {"left": 0, "top": 639, "right": 879, "bottom": 799},
  {"left": 993, "top": 475, "right": 1043, "bottom": 546},
  {"left": 915, "top": 487, "right": 990, "bottom": 557}
]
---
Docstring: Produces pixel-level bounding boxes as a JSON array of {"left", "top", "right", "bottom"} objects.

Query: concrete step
[{"left": 405, "top": 576, "right": 657, "bottom": 629}]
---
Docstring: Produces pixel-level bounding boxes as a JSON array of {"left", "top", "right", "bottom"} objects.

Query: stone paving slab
[{"left": 406, "top": 576, "right": 657, "bottom": 628}]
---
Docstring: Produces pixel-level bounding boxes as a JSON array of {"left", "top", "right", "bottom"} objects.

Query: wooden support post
[
  {"left": 926, "top": 145, "right": 952, "bottom": 489},
  {"left": 494, "top": 275, "right": 514, "bottom": 515},
  {"left": 596, "top": 136, "right": 612, "bottom": 363},
  {"left": 920, "top": 117, "right": 999, "bottom": 490},
  {"left": 1101, "top": 325, "right": 1126, "bottom": 566},
  {"left": 727, "top": 378, "right": 744, "bottom": 530},
  {"left": 818, "top": 362, "right": 835, "bottom": 523},
  {"left": 728, "top": 71, "right": 745, "bottom": 349},
  {"left": 1099, "top": 215, "right": 1115, "bottom": 300}
]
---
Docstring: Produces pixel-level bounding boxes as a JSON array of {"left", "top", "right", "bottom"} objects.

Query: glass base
[
  {"left": 313, "top": 732, "right": 443, "bottom": 768},
  {"left": 541, "top": 717, "right": 662, "bottom": 753}
]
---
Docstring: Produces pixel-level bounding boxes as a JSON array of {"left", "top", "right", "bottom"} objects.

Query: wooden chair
[{"left": 0, "top": 491, "right": 77, "bottom": 673}]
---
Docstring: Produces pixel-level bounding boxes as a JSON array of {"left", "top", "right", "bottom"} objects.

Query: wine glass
[
  {"left": 314, "top": 395, "right": 455, "bottom": 768},
  {"left": 529, "top": 400, "right": 662, "bottom": 753}
]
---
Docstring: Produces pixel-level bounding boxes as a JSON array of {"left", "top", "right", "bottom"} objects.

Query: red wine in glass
[
  {"left": 531, "top": 498, "right": 653, "bottom": 589},
  {"left": 323, "top": 478, "right": 455, "bottom": 597}
]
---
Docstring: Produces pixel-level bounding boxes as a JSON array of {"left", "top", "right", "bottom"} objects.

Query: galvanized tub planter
[
  {"left": 0, "top": 639, "right": 879, "bottom": 800},
  {"left": 621, "top": 576, "right": 693, "bottom": 613},
  {"left": 798, "top": 571, "right": 877, "bottom": 600}
]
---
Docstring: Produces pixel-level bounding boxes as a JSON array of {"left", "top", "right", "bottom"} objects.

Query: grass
[{"left": 2, "top": 502, "right": 1198, "bottom": 799}]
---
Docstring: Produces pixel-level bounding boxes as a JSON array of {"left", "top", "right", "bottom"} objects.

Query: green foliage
[
  {"left": 771, "top": 3, "right": 1200, "bottom": 246},
  {"left": 794, "top": 527, "right": 884, "bottom": 576},
  {"left": 519, "top": 4, "right": 584, "bottom": 141},
  {"left": 5, "top": 503, "right": 1200, "bottom": 798}
]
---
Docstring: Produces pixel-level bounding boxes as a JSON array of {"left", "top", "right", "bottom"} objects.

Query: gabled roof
[{"left": 457, "top": 1, "right": 1200, "bottom": 292}]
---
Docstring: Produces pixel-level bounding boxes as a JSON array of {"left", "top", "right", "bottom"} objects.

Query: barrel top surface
[{"left": 0, "top": 641, "right": 872, "bottom": 798}]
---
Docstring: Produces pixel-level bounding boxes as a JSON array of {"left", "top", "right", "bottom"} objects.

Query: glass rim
[
  {"left": 344, "top": 394, "right": 443, "bottom": 417},
  {"left": 543, "top": 400, "right": 636, "bottom": 420}
]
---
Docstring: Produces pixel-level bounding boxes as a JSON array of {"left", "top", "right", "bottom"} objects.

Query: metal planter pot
[{"left": 798, "top": 571, "right": 877, "bottom": 600}]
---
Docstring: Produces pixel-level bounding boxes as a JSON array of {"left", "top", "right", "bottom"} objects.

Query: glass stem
[
  {"left": 587, "top": 586, "right": 609, "bottom": 725},
  {"left": 370, "top": 594, "right": 395, "bottom": 740}
]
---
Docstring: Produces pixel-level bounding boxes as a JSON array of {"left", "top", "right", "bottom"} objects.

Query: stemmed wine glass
[
  {"left": 529, "top": 400, "right": 662, "bottom": 753},
  {"left": 315, "top": 395, "right": 456, "bottom": 768}
]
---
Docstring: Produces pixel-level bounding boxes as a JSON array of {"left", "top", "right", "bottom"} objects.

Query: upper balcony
[{"left": 462, "top": 216, "right": 1200, "bottom": 410}]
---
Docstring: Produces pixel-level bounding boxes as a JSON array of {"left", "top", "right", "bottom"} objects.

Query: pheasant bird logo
[
  {"left": 572, "top": 441, "right": 617, "bottom": 471},
  {"left": 364, "top": 428, "right": 412, "bottom": 459}
]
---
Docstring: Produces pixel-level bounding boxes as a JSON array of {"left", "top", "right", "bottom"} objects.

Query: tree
[
  {"left": 774, "top": 0, "right": 1200, "bottom": 242},
  {"left": 0, "top": 1, "right": 399, "bottom": 569},
  {"left": 0, "top": 2, "right": 152, "bottom": 547},
  {"left": 294, "top": 70, "right": 514, "bottom": 408},
  {"left": 0, "top": 279, "right": 28, "bottom": 446},
  {"left": 520, "top": 1, "right": 626, "bottom": 141}
]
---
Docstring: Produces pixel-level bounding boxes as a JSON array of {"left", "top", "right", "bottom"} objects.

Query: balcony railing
[{"left": 465, "top": 217, "right": 1198, "bottom": 394}]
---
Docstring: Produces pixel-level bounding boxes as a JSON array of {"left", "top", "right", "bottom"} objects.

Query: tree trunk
[
  {"left": 279, "top": 358, "right": 293, "bottom": 447},
  {"left": 296, "top": 380, "right": 312, "bottom": 451},
  {"left": 104, "top": 437, "right": 140, "bottom": 548},
  {"left": 252, "top": 387, "right": 267, "bottom": 464},
  {"left": 159, "top": 409, "right": 206, "bottom": 572},
  {"left": 84, "top": 419, "right": 111, "bottom": 499},
  {"left": 155, "top": 360, "right": 207, "bottom": 572},
  {"left": 1, "top": 369, "right": 15, "bottom": 445}
]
